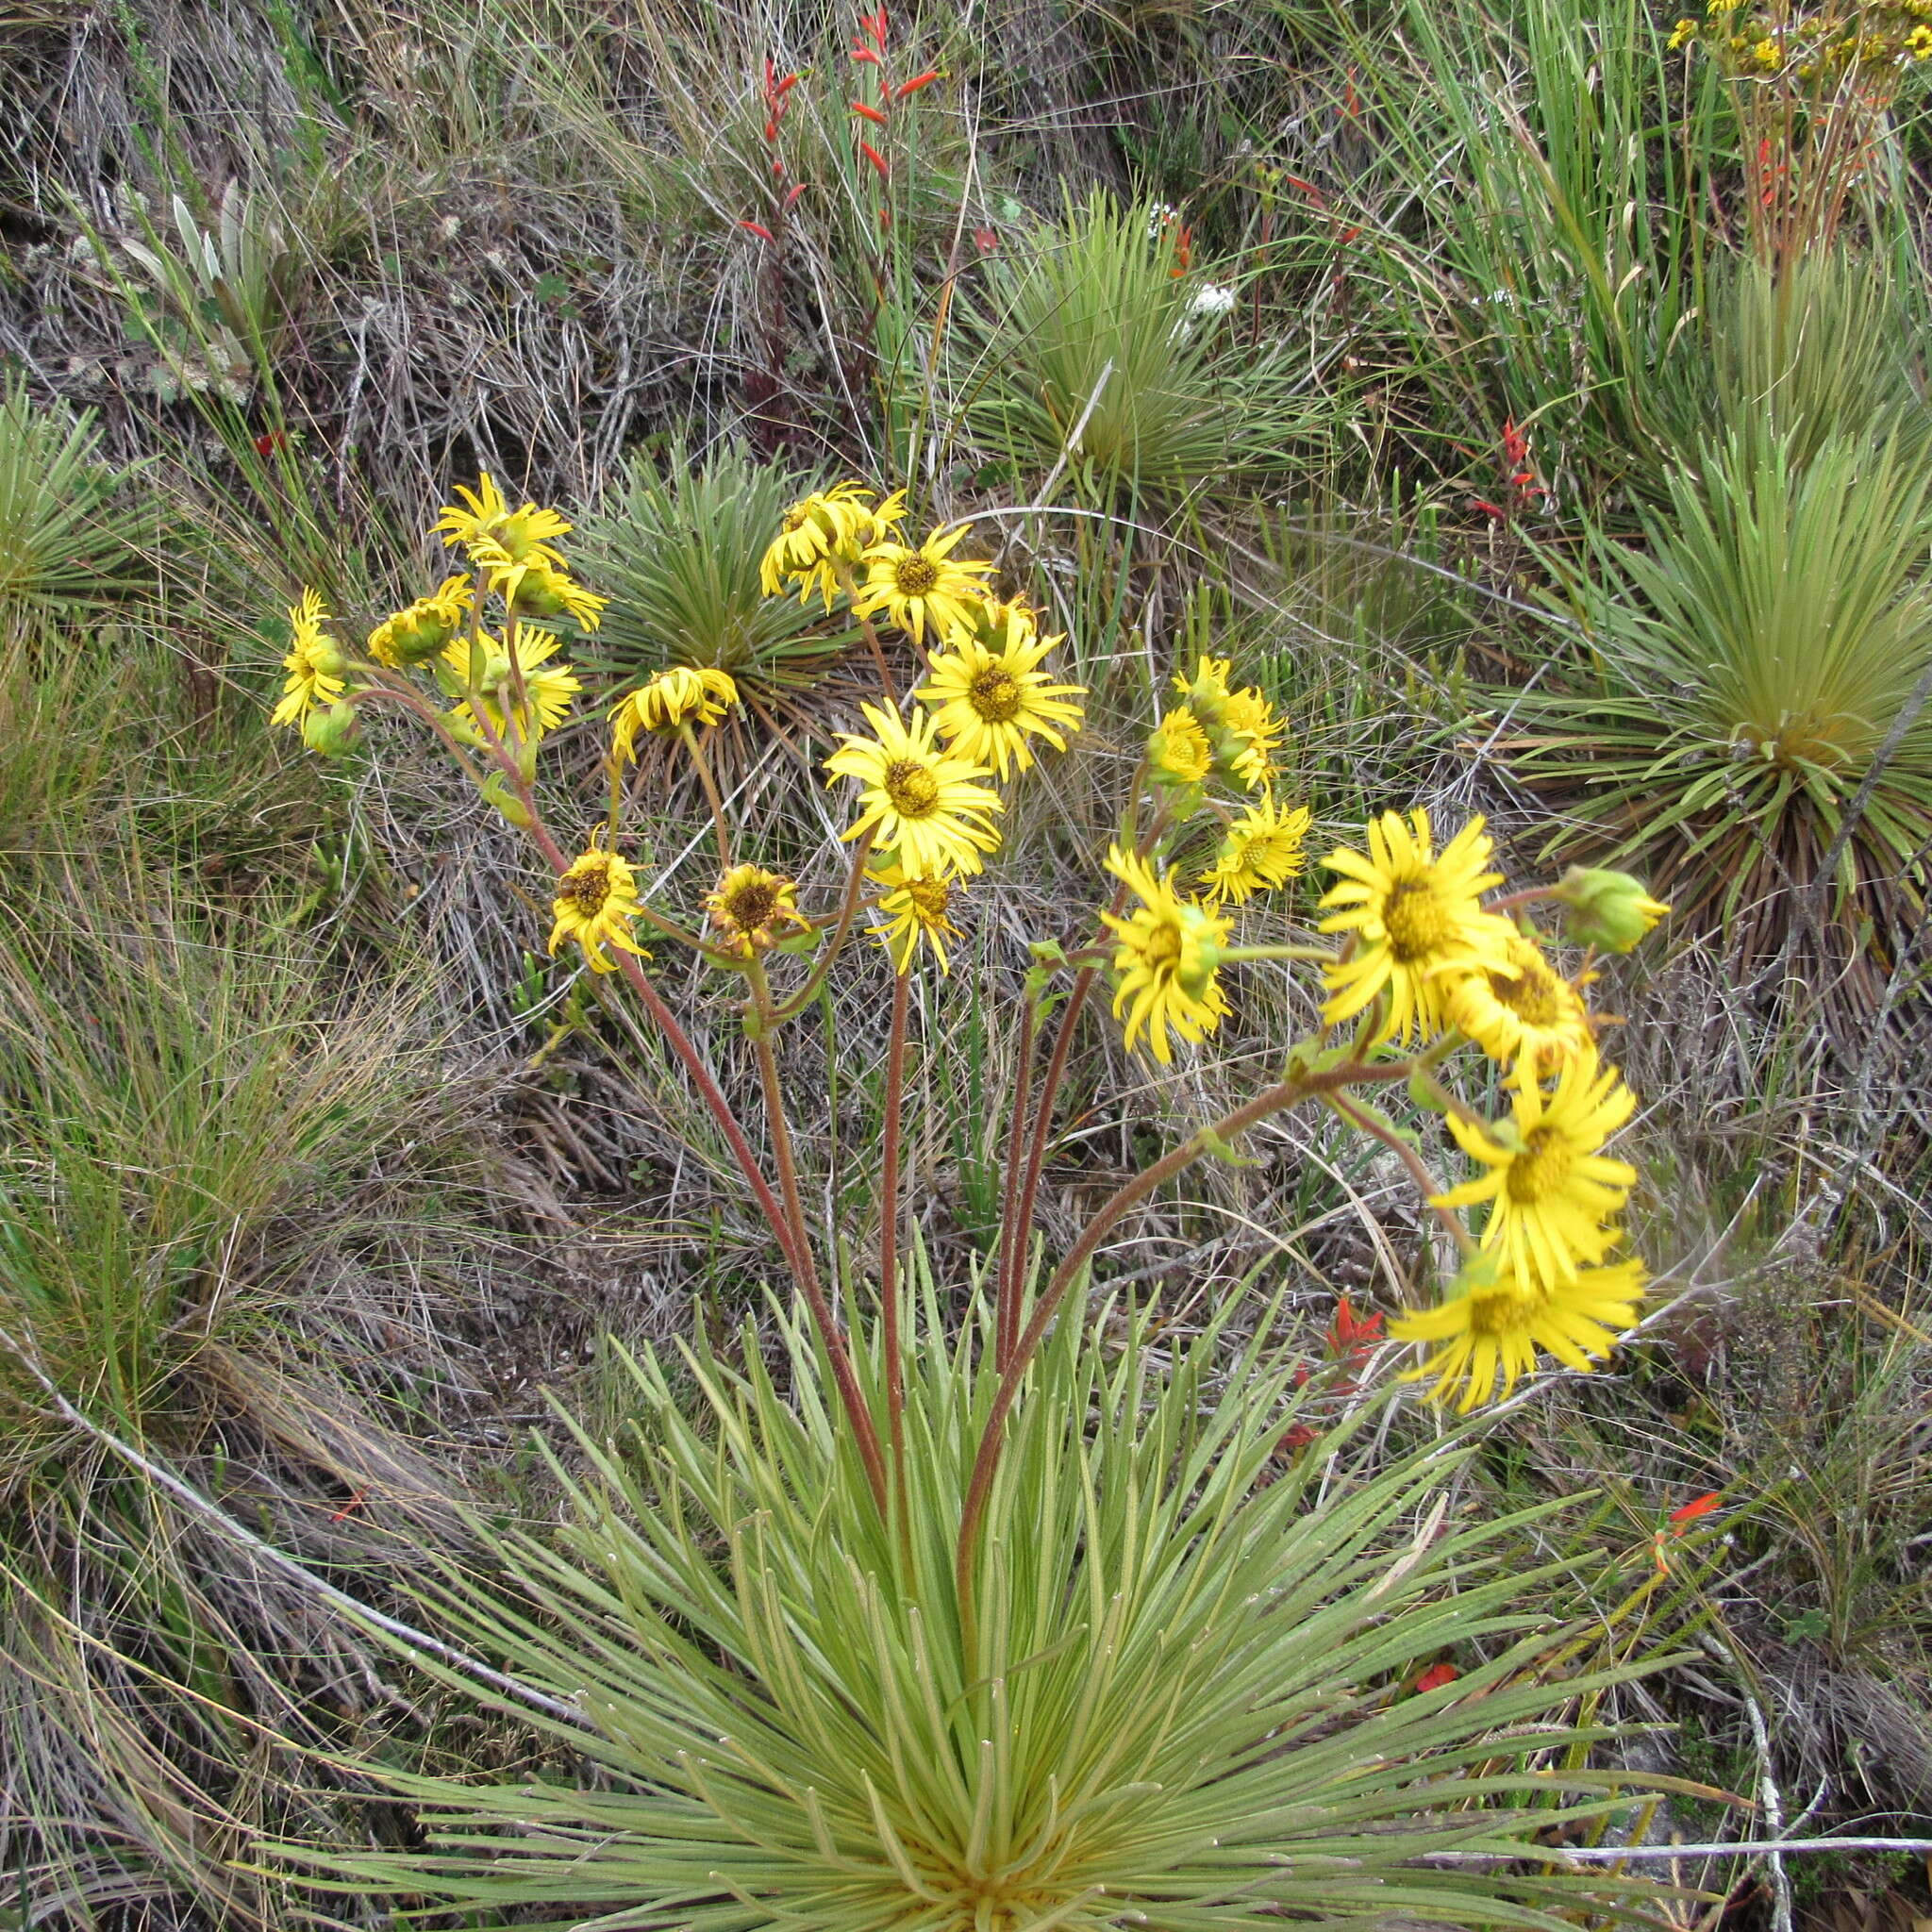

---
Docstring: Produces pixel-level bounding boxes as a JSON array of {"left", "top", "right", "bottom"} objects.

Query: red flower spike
[
  {"left": 850, "top": 99, "right": 889, "bottom": 125},
  {"left": 850, "top": 42, "right": 880, "bottom": 62},
  {"left": 783, "top": 182, "right": 807, "bottom": 208},
  {"left": 860, "top": 140, "right": 890, "bottom": 179},
  {"left": 1669, "top": 1491, "right": 1722, "bottom": 1526},
  {"left": 1415, "top": 1662, "right": 1459, "bottom": 1694},
  {"left": 1286, "top": 174, "right": 1326, "bottom": 206},
  {"left": 764, "top": 118, "right": 780, "bottom": 142},
  {"left": 774, "top": 71, "right": 800, "bottom": 96},
  {"left": 254, "top": 429, "right": 288, "bottom": 457},
  {"left": 897, "top": 68, "right": 940, "bottom": 96},
  {"left": 973, "top": 225, "right": 997, "bottom": 253},
  {"left": 739, "top": 220, "right": 775, "bottom": 242},
  {"left": 1276, "top": 1423, "right": 1318, "bottom": 1455},
  {"left": 1470, "top": 497, "right": 1507, "bottom": 522}
]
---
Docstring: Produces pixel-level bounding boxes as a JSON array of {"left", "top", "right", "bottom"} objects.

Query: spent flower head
[
  {"left": 611, "top": 666, "right": 741, "bottom": 764},
  {"left": 705, "top": 864, "right": 808, "bottom": 960}
]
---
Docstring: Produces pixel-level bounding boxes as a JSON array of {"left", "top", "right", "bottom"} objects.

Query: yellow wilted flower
[
  {"left": 824, "top": 701, "right": 1004, "bottom": 876},
  {"left": 1391, "top": 1254, "right": 1647, "bottom": 1412},
  {"left": 433, "top": 472, "right": 572, "bottom": 571},
  {"left": 704, "top": 864, "right": 808, "bottom": 959},
  {"left": 1100, "top": 845, "right": 1231, "bottom": 1064},
  {"left": 548, "top": 841, "right": 650, "bottom": 972},
  {"left": 610, "top": 666, "right": 741, "bottom": 764},
  {"left": 867, "top": 857, "right": 964, "bottom": 974},
  {"left": 760, "top": 483, "right": 905, "bottom": 608},
  {"left": 271, "top": 588, "right": 349, "bottom": 728},
  {"left": 441, "top": 629, "right": 581, "bottom": 743},
  {"left": 1431, "top": 1051, "right": 1638, "bottom": 1290},
  {"left": 369, "top": 575, "right": 473, "bottom": 668},
  {"left": 493, "top": 558, "right": 608, "bottom": 631},
  {"left": 1318, "top": 809, "right": 1515, "bottom": 1041}
]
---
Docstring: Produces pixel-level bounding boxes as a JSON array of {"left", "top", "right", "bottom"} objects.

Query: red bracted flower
[
  {"left": 740, "top": 220, "right": 775, "bottom": 242},
  {"left": 851, "top": 99, "right": 889, "bottom": 125},
  {"left": 896, "top": 68, "right": 940, "bottom": 96},
  {"left": 1414, "top": 1662, "right": 1459, "bottom": 1694},
  {"left": 1328, "top": 1295, "right": 1385, "bottom": 1363},
  {"left": 859, "top": 140, "right": 890, "bottom": 180},
  {"left": 1653, "top": 1490, "right": 1722, "bottom": 1574}
]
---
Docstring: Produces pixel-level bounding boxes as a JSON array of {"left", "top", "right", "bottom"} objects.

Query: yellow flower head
[
  {"left": 610, "top": 665, "right": 741, "bottom": 764},
  {"left": 1197, "top": 796, "right": 1311, "bottom": 905},
  {"left": 1173, "top": 653, "right": 1234, "bottom": 722},
  {"left": 854, "top": 523, "right": 995, "bottom": 646},
  {"left": 1441, "top": 932, "right": 1596, "bottom": 1075},
  {"left": 272, "top": 588, "right": 349, "bottom": 728},
  {"left": 1391, "top": 1254, "right": 1647, "bottom": 1413},
  {"left": 1669, "top": 15, "right": 1698, "bottom": 47},
  {"left": 1149, "top": 707, "right": 1214, "bottom": 788},
  {"left": 824, "top": 701, "right": 1004, "bottom": 875},
  {"left": 1100, "top": 845, "right": 1232, "bottom": 1064},
  {"left": 433, "top": 473, "right": 573, "bottom": 571},
  {"left": 1432, "top": 1051, "right": 1639, "bottom": 1290},
  {"left": 369, "top": 575, "right": 474, "bottom": 668},
  {"left": 1215, "top": 684, "right": 1286, "bottom": 792},
  {"left": 761, "top": 483, "right": 908, "bottom": 608},
  {"left": 548, "top": 841, "right": 650, "bottom": 973},
  {"left": 441, "top": 628, "right": 582, "bottom": 743},
  {"left": 493, "top": 558, "right": 608, "bottom": 631},
  {"left": 915, "top": 607, "right": 1085, "bottom": 779},
  {"left": 867, "top": 856, "right": 964, "bottom": 974},
  {"left": 1752, "top": 33, "right": 1781, "bottom": 65},
  {"left": 704, "top": 863, "right": 808, "bottom": 960},
  {"left": 1318, "top": 809, "right": 1516, "bottom": 1042}
]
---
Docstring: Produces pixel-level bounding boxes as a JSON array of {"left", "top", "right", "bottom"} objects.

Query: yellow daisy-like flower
[
  {"left": 1442, "top": 933, "right": 1595, "bottom": 1075},
  {"left": 1100, "top": 845, "right": 1232, "bottom": 1064},
  {"left": 441, "top": 629, "right": 582, "bottom": 743},
  {"left": 1391, "top": 1256, "right": 1647, "bottom": 1413},
  {"left": 1432, "top": 1051, "right": 1639, "bottom": 1290},
  {"left": 704, "top": 863, "right": 808, "bottom": 960},
  {"left": 824, "top": 701, "right": 1004, "bottom": 876},
  {"left": 1217, "top": 684, "right": 1285, "bottom": 792},
  {"left": 492, "top": 558, "right": 608, "bottom": 631},
  {"left": 915, "top": 610, "right": 1085, "bottom": 779},
  {"left": 867, "top": 857, "right": 964, "bottom": 974},
  {"left": 271, "top": 588, "right": 348, "bottom": 728},
  {"left": 1318, "top": 809, "right": 1516, "bottom": 1042},
  {"left": 548, "top": 841, "right": 650, "bottom": 973},
  {"left": 369, "top": 575, "right": 474, "bottom": 669},
  {"left": 609, "top": 666, "right": 741, "bottom": 765},
  {"left": 432, "top": 473, "right": 573, "bottom": 571},
  {"left": 1148, "top": 707, "right": 1213, "bottom": 787},
  {"left": 1197, "top": 796, "right": 1312, "bottom": 905},
  {"left": 761, "top": 483, "right": 908, "bottom": 608},
  {"left": 1172, "top": 653, "right": 1234, "bottom": 719},
  {"left": 854, "top": 523, "right": 995, "bottom": 645}
]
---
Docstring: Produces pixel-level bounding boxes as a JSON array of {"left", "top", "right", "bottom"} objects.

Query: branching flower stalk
[{"left": 275, "top": 469, "right": 1670, "bottom": 1584}]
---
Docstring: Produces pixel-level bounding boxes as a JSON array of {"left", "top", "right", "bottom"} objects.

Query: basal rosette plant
[{"left": 269, "top": 430, "right": 1678, "bottom": 1924}]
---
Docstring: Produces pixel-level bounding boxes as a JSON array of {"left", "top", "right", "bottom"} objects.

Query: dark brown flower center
[
  {"left": 884, "top": 758, "right": 941, "bottom": 818},
  {"left": 905, "top": 875, "right": 953, "bottom": 919},
  {"left": 1383, "top": 877, "right": 1455, "bottom": 962},
  {"left": 724, "top": 879, "right": 781, "bottom": 930},
  {"left": 969, "top": 668, "right": 1024, "bottom": 723},
  {"left": 1505, "top": 1126, "right": 1574, "bottom": 1205},
  {"left": 559, "top": 859, "right": 612, "bottom": 917},
  {"left": 893, "top": 554, "right": 941, "bottom": 596}
]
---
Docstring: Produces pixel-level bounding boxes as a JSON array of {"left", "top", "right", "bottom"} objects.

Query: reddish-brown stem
[
  {"left": 993, "top": 995, "right": 1038, "bottom": 1370},
  {"left": 879, "top": 969, "right": 910, "bottom": 1461},
  {"left": 1324, "top": 1091, "right": 1474, "bottom": 1262},
  {"left": 770, "top": 828, "right": 876, "bottom": 1024},
  {"left": 751, "top": 1026, "right": 891, "bottom": 1514},
  {"left": 956, "top": 1057, "right": 1415, "bottom": 1610},
  {"left": 996, "top": 963, "right": 1098, "bottom": 1357}
]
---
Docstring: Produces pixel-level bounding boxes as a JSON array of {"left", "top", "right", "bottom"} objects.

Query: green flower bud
[
  {"left": 302, "top": 700, "right": 360, "bottom": 758},
  {"left": 1554, "top": 866, "right": 1671, "bottom": 952}
]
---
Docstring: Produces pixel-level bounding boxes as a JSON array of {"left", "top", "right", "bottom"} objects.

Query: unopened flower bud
[
  {"left": 309, "top": 639, "right": 351, "bottom": 678},
  {"left": 1554, "top": 866, "right": 1670, "bottom": 952},
  {"left": 302, "top": 700, "right": 360, "bottom": 758}
]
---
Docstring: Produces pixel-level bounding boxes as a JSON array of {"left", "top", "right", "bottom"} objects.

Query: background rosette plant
[{"left": 306, "top": 1293, "right": 1680, "bottom": 1932}]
